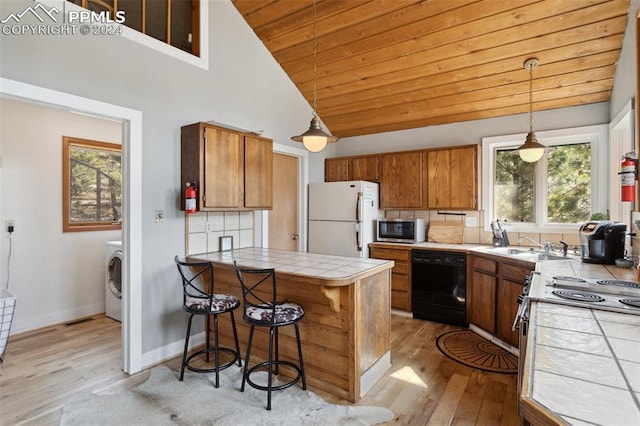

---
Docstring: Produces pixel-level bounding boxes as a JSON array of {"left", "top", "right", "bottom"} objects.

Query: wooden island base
[{"left": 189, "top": 248, "right": 394, "bottom": 403}]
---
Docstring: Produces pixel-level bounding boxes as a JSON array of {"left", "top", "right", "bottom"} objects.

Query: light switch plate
[
  {"left": 465, "top": 216, "right": 477, "bottom": 227},
  {"left": 155, "top": 210, "right": 164, "bottom": 223}
]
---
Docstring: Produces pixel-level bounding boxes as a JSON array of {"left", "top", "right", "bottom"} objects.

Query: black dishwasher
[{"left": 411, "top": 250, "right": 467, "bottom": 326}]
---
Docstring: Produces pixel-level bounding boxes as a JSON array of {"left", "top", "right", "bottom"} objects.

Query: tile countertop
[
  {"left": 522, "top": 262, "right": 640, "bottom": 425},
  {"left": 188, "top": 247, "right": 394, "bottom": 287}
]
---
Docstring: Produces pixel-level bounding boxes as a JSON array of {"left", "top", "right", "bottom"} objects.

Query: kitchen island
[
  {"left": 188, "top": 247, "right": 394, "bottom": 402},
  {"left": 520, "top": 261, "right": 640, "bottom": 425}
]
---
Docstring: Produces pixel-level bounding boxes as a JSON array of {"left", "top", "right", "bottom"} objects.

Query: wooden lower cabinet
[
  {"left": 469, "top": 269, "right": 497, "bottom": 333},
  {"left": 469, "top": 254, "right": 533, "bottom": 348},
  {"left": 370, "top": 246, "right": 411, "bottom": 311},
  {"left": 496, "top": 277, "right": 524, "bottom": 347}
]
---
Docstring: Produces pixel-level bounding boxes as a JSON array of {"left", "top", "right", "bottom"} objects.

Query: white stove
[{"left": 528, "top": 275, "right": 640, "bottom": 315}]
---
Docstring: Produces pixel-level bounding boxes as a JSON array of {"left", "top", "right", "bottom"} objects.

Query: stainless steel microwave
[{"left": 376, "top": 219, "right": 426, "bottom": 243}]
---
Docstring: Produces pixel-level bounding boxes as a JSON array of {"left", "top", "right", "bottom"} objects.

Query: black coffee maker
[{"left": 579, "top": 221, "right": 627, "bottom": 264}]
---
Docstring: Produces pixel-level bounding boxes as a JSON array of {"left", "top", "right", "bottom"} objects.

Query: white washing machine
[{"left": 105, "top": 241, "right": 123, "bottom": 322}]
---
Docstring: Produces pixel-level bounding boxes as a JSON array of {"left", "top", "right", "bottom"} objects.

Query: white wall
[
  {"left": 0, "top": 99, "right": 122, "bottom": 332},
  {"left": 0, "top": 0, "right": 312, "bottom": 357}
]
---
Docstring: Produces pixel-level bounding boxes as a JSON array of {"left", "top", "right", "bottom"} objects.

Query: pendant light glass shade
[
  {"left": 518, "top": 131, "right": 545, "bottom": 162},
  {"left": 518, "top": 57, "right": 545, "bottom": 163},
  {"left": 291, "top": 115, "right": 338, "bottom": 152},
  {"left": 291, "top": 0, "right": 338, "bottom": 151}
]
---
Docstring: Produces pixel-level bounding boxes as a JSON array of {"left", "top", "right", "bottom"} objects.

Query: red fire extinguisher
[
  {"left": 185, "top": 182, "right": 197, "bottom": 213},
  {"left": 620, "top": 156, "right": 636, "bottom": 203}
]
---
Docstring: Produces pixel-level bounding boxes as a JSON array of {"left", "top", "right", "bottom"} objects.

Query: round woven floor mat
[{"left": 436, "top": 330, "right": 518, "bottom": 374}]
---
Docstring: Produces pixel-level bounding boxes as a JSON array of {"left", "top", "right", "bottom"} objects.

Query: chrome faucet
[
  {"left": 518, "top": 235, "right": 551, "bottom": 252},
  {"left": 559, "top": 240, "right": 569, "bottom": 256}
]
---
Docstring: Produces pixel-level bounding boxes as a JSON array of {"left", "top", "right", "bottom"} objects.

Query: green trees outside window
[
  {"left": 63, "top": 136, "right": 122, "bottom": 232},
  {"left": 494, "top": 143, "right": 591, "bottom": 225}
]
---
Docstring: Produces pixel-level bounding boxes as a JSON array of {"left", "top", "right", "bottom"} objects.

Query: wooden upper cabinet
[
  {"left": 380, "top": 151, "right": 424, "bottom": 209},
  {"left": 325, "top": 158, "right": 349, "bottom": 182},
  {"left": 181, "top": 122, "right": 273, "bottom": 211},
  {"left": 325, "top": 155, "right": 379, "bottom": 182},
  {"left": 204, "top": 126, "right": 244, "bottom": 208},
  {"left": 427, "top": 145, "right": 478, "bottom": 210},
  {"left": 244, "top": 135, "right": 273, "bottom": 209},
  {"left": 350, "top": 155, "right": 379, "bottom": 182},
  {"left": 324, "top": 145, "right": 478, "bottom": 210}
]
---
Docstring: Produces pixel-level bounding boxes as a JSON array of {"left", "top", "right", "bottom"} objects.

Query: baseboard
[
  {"left": 11, "top": 303, "right": 105, "bottom": 334},
  {"left": 141, "top": 331, "right": 205, "bottom": 369},
  {"left": 391, "top": 309, "right": 413, "bottom": 318},
  {"left": 360, "top": 351, "right": 391, "bottom": 398}
]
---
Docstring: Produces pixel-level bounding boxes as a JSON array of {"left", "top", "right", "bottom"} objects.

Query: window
[
  {"left": 63, "top": 136, "right": 122, "bottom": 232},
  {"left": 482, "top": 125, "right": 608, "bottom": 234},
  {"left": 50, "top": 0, "right": 209, "bottom": 69},
  {"left": 66, "top": 0, "right": 200, "bottom": 56}
]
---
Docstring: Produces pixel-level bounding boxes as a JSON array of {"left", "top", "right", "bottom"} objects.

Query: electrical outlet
[
  {"left": 465, "top": 217, "right": 477, "bottom": 227},
  {"left": 6, "top": 220, "right": 15, "bottom": 232},
  {"left": 154, "top": 210, "right": 164, "bottom": 223},
  {"left": 205, "top": 221, "right": 213, "bottom": 233}
]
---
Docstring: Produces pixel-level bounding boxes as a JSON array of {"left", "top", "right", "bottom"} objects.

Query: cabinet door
[
  {"left": 244, "top": 136, "right": 273, "bottom": 209},
  {"left": 496, "top": 278, "right": 523, "bottom": 348},
  {"left": 380, "top": 151, "right": 423, "bottom": 208},
  {"left": 469, "top": 269, "right": 497, "bottom": 333},
  {"left": 204, "top": 127, "right": 243, "bottom": 208},
  {"left": 370, "top": 247, "right": 411, "bottom": 311},
  {"left": 325, "top": 158, "right": 349, "bottom": 182},
  {"left": 350, "top": 156, "right": 379, "bottom": 182},
  {"left": 427, "top": 145, "right": 477, "bottom": 210}
]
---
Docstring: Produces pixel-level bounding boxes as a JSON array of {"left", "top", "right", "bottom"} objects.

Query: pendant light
[
  {"left": 291, "top": 0, "right": 338, "bottom": 152},
  {"left": 518, "top": 57, "right": 546, "bottom": 163}
]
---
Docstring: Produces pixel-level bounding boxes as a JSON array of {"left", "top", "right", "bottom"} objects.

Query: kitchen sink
[
  {"left": 527, "top": 252, "right": 569, "bottom": 261},
  {"left": 478, "top": 246, "right": 570, "bottom": 261},
  {"left": 483, "top": 247, "right": 529, "bottom": 255}
]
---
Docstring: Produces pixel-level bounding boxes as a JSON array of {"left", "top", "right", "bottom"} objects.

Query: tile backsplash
[
  {"left": 187, "top": 211, "right": 254, "bottom": 255},
  {"left": 385, "top": 210, "right": 581, "bottom": 249}
]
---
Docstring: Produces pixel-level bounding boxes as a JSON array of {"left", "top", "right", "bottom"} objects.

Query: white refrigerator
[{"left": 308, "top": 181, "right": 383, "bottom": 258}]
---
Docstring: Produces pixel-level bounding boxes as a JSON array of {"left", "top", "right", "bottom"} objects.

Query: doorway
[
  {"left": 262, "top": 144, "right": 308, "bottom": 251},
  {"left": 0, "top": 77, "right": 143, "bottom": 374},
  {"left": 269, "top": 153, "right": 299, "bottom": 250}
]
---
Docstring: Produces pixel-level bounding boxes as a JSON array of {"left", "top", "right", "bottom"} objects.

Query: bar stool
[
  {"left": 233, "top": 261, "right": 306, "bottom": 410},
  {"left": 175, "top": 256, "right": 242, "bottom": 388}
]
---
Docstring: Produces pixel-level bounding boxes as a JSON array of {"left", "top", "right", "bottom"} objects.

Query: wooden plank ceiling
[{"left": 232, "top": 0, "right": 630, "bottom": 139}]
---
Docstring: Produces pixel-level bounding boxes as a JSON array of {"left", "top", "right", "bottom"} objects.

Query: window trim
[
  {"left": 63, "top": 136, "right": 123, "bottom": 232},
  {"left": 482, "top": 124, "right": 608, "bottom": 235}
]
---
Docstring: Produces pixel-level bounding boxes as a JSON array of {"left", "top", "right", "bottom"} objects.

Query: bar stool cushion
[
  {"left": 246, "top": 302, "right": 304, "bottom": 323},
  {"left": 186, "top": 294, "right": 239, "bottom": 313}
]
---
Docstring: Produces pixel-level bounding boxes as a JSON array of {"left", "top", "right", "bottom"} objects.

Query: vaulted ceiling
[{"left": 232, "top": 0, "right": 630, "bottom": 139}]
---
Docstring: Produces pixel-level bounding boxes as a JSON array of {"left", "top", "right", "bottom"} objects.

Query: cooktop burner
[
  {"left": 619, "top": 299, "right": 640, "bottom": 309},
  {"left": 597, "top": 280, "right": 640, "bottom": 289},
  {"left": 551, "top": 290, "right": 606, "bottom": 303},
  {"left": 552, "top": 276, "right": 586, "bottom": 282}
]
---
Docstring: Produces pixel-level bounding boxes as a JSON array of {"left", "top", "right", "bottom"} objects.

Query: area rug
[
  {"left": 435, "top": 329, "right": 518, "bottom": 374},
  {"left": 60, "top": 365, "right": 394, "bottom": 425}
]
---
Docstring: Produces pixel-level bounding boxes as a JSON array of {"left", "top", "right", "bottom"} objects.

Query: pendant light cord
[
  {"left": 528, "top": 64, "right": 533, "bottom": 134},
  {"left": 312, "top": 0, "right": 318, "bottom": 117}
]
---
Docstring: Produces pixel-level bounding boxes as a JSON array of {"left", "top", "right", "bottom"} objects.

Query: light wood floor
[{"left": 0, "top": 314, "right": 519, "bottom": 425}]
